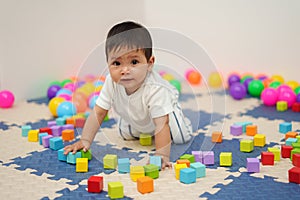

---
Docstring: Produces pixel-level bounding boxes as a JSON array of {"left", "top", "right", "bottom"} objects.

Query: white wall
[
  {"left": 144, "top": 0, "right": 300, "bottom": 82},
  {"left": 1, "top": 0, "right": 299, "bottom": 101},
  {"left": 0, "top": 0, "right": 145, "bottom": 101}
]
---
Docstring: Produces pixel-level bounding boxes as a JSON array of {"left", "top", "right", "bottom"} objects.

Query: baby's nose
[{"left": 121, "top": 66, "right": 130, "bottom": 75}]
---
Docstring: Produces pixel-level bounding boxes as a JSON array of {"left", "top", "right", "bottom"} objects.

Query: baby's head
[{"left": 105, "top": 21, "right": 153, "bottom": 62}]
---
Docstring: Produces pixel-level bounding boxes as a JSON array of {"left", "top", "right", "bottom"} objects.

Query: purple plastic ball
[
  {"left": 243, "top": 78, "right": 254, "bottom": 91},
  {"left": 228, "top": 74, "right": 240, "bottom": 87},
  {"left": 297, "top": 94, "right": 300, "bottom": 103},
  {"left": 47, "top": 85, "right": 61, "bottom": 99},
  {"left": 229, "top": 82, "right": 247, "bottom": 100},
  {"left": 261, "top": 88, "right": 278, "bottom": 106}
]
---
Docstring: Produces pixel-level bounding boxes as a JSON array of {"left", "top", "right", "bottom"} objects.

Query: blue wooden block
[
  {"left": 190, "top": 162, "right": 206, "bottom": 178},
  {"left": 58, "top": 148, "right": 67, "bottom": 161},
  {"left": 180, "top": 168, "right": 196, "bottom": 184},
  {"left": 38, "top": 133, "right": 48, "bottom": 145},
  {"left": 67, "top": 152, "right": 82, "bottom": 164},
  {"left": 286, "top": 138, "right": 298, "bottom": 146},
  {"left": 56, "top": 117, "right": 66, "bottom": 126},
  {"left": 150, "top": 156, "right": 161, "bottom": 170},
  {"left": 118, "top": 158, "right": 130, "bottom": 173},
  {"left": 21, "top": 125, "right": 31, "bottom": 137},
  {"left": 49, "top": 137, "right": 64, "bottom": 150},
  {"left": 279, "top": 122, "right": 292, "bottom": 134}
]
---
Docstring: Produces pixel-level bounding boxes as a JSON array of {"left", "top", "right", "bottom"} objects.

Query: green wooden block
[
  {"left": 276, "top": 101, "right": 288, "bottom": 111},
  {"left": 108, "top": 182, "right": 124, "bottom": 199},
  {"left": 180, "top": 154, "right": 195, "bottom": 163},
  {"left": 292, "top": 142, "right": 300, "bottom": 149},
  {"left": 143, "top": 164, "right": 159, "bottom": 179},
  {"left": 103, "top": 154, "right": 117, "bottom": 169},
  {"left": 240, "top": 140, "right": 254, "bottom": 152},
  {"left": 268, "top": 147, "right": 281, "bottom": 161},
  {"left": 291, "top": 148, "right": 300, "bottom": 160},
  {"left": 296, "top": 135, "right": 300, "bottom": 142},
  {"left": 80, "top": 149, "right": 92, "bottom": 160},
  {"left": 140, "top": 133, "right": 152, "bottom": 146},
  {"left": 104, "top": 114, "right": 109, "bottom": 122},
  {"left": 56, "top": 117, "right": 65, "bottom": 126}
]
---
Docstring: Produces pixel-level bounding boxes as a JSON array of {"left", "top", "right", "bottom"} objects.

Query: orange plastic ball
[{"left": 187, "top": 71, "right": 201, "bottom": 85}]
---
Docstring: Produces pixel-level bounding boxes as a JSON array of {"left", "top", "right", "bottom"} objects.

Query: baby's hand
[
  {"left": 161, "top": 156, "right": 172, "bottom": 170},
  {"left": 64, "top": 140, "right": 89, "bottom": 155}
]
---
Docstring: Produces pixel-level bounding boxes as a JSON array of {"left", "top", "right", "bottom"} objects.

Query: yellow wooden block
[
  {"left": 76, "top": 158, "right": 88, "bottom": 172},
  {"left": 254, "top": 134, "right": 266, "bottom": 147},
  {"left": 268, "top": 147, "right": 280, "bottom": 161},
  {"left": 174, "top": 163, "right": 187, "bottom": 180},
  {"left": 28, "top": 130, "right": 39, "bottom": 142},
  {"left": 220, "top": 152, "right": 232, "bottom": 166},
  {"left": 130, "top": 166, "right": 145, "bottom": 182}
]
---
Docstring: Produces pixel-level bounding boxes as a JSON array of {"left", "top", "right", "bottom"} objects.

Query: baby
[{"left": 64, "top": 21, "right": 193, "bottom": 169}]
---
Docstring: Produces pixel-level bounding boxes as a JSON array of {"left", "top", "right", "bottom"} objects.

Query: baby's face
[{"left": 108, "top": 48, "right": 154, "bottom": 95}]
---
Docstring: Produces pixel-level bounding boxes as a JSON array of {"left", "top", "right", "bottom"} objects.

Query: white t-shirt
[{"left": 96, "top": 70, "right": 179, "bottom": 133}]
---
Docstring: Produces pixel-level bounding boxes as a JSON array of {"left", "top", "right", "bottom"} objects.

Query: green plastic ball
[
  {"left": 61, "top": 79, "right": 73, "bottom": 87},
  {"left": 169, "top": 79, "right": 182, "bottom": 93},
  {"left": 269, "top": 81, "right": 281, "bottom": 89},
  {"left": 294, "top": 86, "right": 300, "bottom": 95},
  {"left": 248, "top": 80, "right": 264, "bottom": 97}
]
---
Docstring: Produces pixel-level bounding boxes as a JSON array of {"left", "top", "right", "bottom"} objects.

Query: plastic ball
[
  {"left": 241, "top": 75, "right": 253, "bottom": 83},
  {"left": 294, "top": 86, "right": 300, "bottom": 95},
  {"left": 261, "top": 88, "right": 278, "bottom": 106},
  {"left": 296, "top": 94, "right": 300, "bottom": 103},
  {"left": 85, "top": 74, "right": 97, "bottom": 82},
  {"left": 72, "top": 96, "right": 88, "bottom": 113},
  {"left": 277, "top": 84, "right": 293, "bottom": 94},
  {"left": 229, "top": 82, "right": 247, "bottom": 100},
  {"left": 187, "top": 71, "right": 201, "bottom": 85},
  {"left": 63, "top": 83, "right": 75, "bottom": 92},
  {"left": 227, "top": 74, "right": 240, "bottom": 87},
  {"left": 208, "top": 72, "right": 222, "bottom": 88},
  {"left": 48, "top": 97, "right": 65, "bottom": 117},
  {"left": 56, "top": 88, "right": 72, "bottom": 97},
  {"left": 57, "top": 94, "right": 72, "bottom": 101},
  {"left": 169, "top": 79, "right": 182, "bottom": 92},
  {"left": 248, "top": 80, "right": 264, "bottom": 97},
  {"left": 243, "top": 78, "right": 254, "bottom": 91},
  {"left": 57, "top": 101, "right": 77, "bottom": 117},
  {"left": 262, "top": 78, "right": 273, "bottom": 88},
  {"left": 269, "top": 81, "right": 281, "bottom": 89},
  {"left": 286, "top": 80, "right": 299, "bottom": 90},
  {"left": 94, "top": 80, "right": 104, "bottom": 87},
  {"left": 271, "top": 74, "right": 284, "bottom": 84},
  {"left": 185, "top": 69, "right": 195, "bottom": 79},
  {"left": 79, "top": 83, "right": 96, "bottom": 96},
  {"left": 89, "top": 95, "right": 99, "bottom": 109},
  {"left": 162, "top": 73, "right": 175, "bottom": 81},
  {"left": 159, "top": 71, "right": 167, "bottom": 76},
  {"left": 61, "top": 79, "right": 73, "bottom": 87},
  {"left": 49, "top": 81, "right": 62, "bottom": 87},
  {"left": 0, "top": 90, "right": 15, "bottom": 108},
  {"left": 47, "top": 85, "right": 61, "bottom": 99},
  {"left": 256, "top": 74, "right": 268, "bottom": 81},
  {"left": 278, "top": 90, "right": 296, "bottom": 108},
  {"left": 95, "top": 85, "right": 103, "bottom": 92}
]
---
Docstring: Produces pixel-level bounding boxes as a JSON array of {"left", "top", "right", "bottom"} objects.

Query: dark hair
[{"left": 105, "top": 21, "right": 152, "bottom": 61}]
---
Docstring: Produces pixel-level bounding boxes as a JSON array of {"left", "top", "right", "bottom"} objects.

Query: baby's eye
[
  {"left": 112, "top": 61, "right": 120, "bottom": 66},
  {"left": 131, "top": 59, "right": 139, "bottom": 65}
]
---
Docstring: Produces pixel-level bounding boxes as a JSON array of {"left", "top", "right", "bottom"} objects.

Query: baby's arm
[
  {"left": 64, "top": 105, "right": 108, "bottom": 154},
  {"left": 153, "top": 115, "right": 172, "bottom": 169}
]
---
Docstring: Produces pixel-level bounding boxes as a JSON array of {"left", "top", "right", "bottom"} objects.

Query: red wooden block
[
  {"left": 261, "top": 152, "right": 274, "bottom": 165},
  {"left": 292, "top": 154, "right": 300, "bottom": 167},
  {"left": 288, "top": 167, "right": 300, "bottom": 184},
  {"left": 281, "top": 145, "right": 293, "bottom": 158},
  {"left": 88, "top": 176, "right": 103, "bottom": 193},
  {"left": 39, "top": 127, "right": 52, "bottom": 135},
  {"left": 292, "top": 102, "right": 300, "bottom": 112},
  {"left": 75, "top": 118, "right": 86, "bottom": 128}
]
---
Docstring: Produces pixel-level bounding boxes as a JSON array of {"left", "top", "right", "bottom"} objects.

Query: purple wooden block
[
  {"left": 203, "top": 151, "right": 214, "bottom": 165},
  {"left": 42, "top": 135, "right": 53, "bottom": 148},
  {"left": 62, "top": 124, "right": 74, "bottom": 131},
  {"left": 230, "top": 125, "right": 243, "bottom": 136},
  {"left": 192, "top": 151, "right": 203, "bottom": 163},
  {"left": 51, "top": 126, "right": 62, "bottom": 137},
  {"left": 247, "top": 158, "right": 260, "bottom": 173},
  {"left": 47, "top": 121, "right": 56, "bottom": 127}
]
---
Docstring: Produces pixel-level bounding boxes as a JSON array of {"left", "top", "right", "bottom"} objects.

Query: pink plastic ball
[
  {"left": 185, "top": 69, "right": 194, "bottom": 79},
  {"left": 57, "top": 94, "right": 72, "bottom": 101},
  {"left": 278, "top": 89, "right": 296, "bottom": 108},
  {"left": 277, "top": 84, "right": 292, "bottom": 94},
  {"left": 261, "top": 88, "right": 278, "bottom": 106},
  {"left": 0, "top": 90, "right": 15, "bottom": 108},
  {"left": 63, "top": 83, "right": 75, "bottom": 92}
]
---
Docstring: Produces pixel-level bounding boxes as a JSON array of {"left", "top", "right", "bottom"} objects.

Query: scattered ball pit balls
[
  {"left": 0, "top": 90, "right": 15, "bottom": 108},
  {"left": 227, "top": 73, "right": 240, "bottom": 87},
  {"left": 248, "top": 80, "right": 264, "bottom": 97},
  {"left": 271, "top": 74, "right": 284, "bottom": 84},
  {"left": 187, "top": 71, "right": 201, "bottom": 85},
  {"left": 208, "top": 72, "right": 222, "bottom": 88},
  {"left": 229, "top": 82, "right": 247, "bottom": 100},
  {"left": 261, "top": 88, "right": 278, "bottom": 106},
  {"left": 57, "top": 101, "right": 77, "bottom": 117},
  {"left": 47, "top": 85, "right": 61, "bottom": 99},
  {"left": 48, "top": 97, "right": 65, "bottom": 117},
  {"left": 169, "top": 79, "right": 182, "bottom": 93}
]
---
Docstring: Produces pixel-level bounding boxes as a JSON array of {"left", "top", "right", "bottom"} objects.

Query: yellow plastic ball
[
  {"left": 162, "top": 74, "right": 175, "bottom": 81},
  {"left": 208, "top": 72, "right": 223, "bottom": 88},
  {"left": 95, "top": 85, "right": 103, "bottom": 92},
  {"left": 77, "top": 83, "right": 95, "bottom": 96},
  {"left": 48, "top": 97, "right": 65, "bottom": 117},
  {"left": 286, "top": 80, "right": 299, "bottom": 90},
  {"left": 271, "top": 74, "right": 284, "bottom": 84}
]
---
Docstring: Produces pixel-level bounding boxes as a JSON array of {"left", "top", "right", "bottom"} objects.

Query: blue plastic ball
[
  {"left": 56, "top": 101, "right": 77, "bottom": 117},
  {"left": 89, "top": 95, "right": 99, "bottom": 109}
]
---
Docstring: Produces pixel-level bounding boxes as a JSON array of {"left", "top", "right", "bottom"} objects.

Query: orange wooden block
[
  {"left": 62, "top": 129, "right": 75, "bottom": 141},
  {"left": 285, "top": 132, "right": 298, "bottom": 140},
  {"left": 246, "top": 125, "right": 257, "bottom": 136},
  {"left": 137, "top": 176, "right": 154, "bottom": 194},
  {"left": 176, "top": 159, "right": 190, "bottom": 167},
  {"left": 66, "top": 118, "right": 75, "bottom": 125},
  {"left": 212, "top": 131, "right": 222, "bottom": 143}
]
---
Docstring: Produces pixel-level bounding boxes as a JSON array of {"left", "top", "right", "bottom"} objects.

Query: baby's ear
[{"left": 148, "top": 56, "right": 155, "bottom": 71}]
